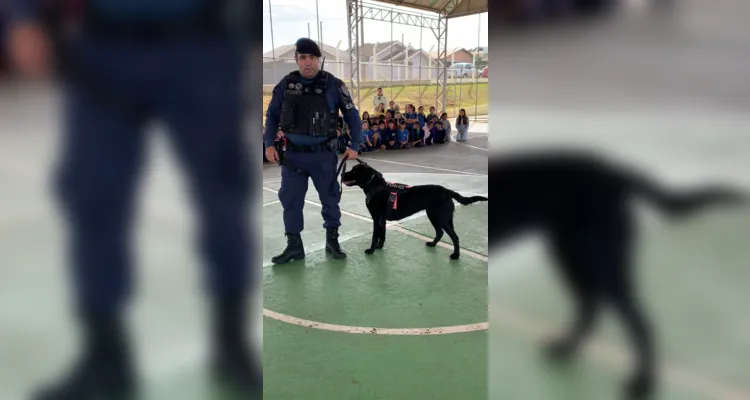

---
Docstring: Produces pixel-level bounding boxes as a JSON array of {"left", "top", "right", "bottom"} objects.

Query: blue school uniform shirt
[
  {"left": 417, "top": 113, "right": 426, "bottom": 128},
  {"left": 404, "top": 112, "right": 417, "bottom": 129},
  {"left": 396, "top": 129, "right": 409, "bottom": 142},
  {"left": 383, "top": 129, "right": 397, "bottom": 143},
  {"left": 363, "top": 129, "right": 373, "bottom": 142}
]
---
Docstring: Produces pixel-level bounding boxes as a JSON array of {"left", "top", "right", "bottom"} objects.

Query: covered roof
[{"left": 369, "top": 0, "right": 487, "bottom": 19}]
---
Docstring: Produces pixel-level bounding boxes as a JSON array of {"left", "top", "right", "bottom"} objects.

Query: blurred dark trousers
[{"left": 54, "top": 36, "right": 252, "bottom": 314}]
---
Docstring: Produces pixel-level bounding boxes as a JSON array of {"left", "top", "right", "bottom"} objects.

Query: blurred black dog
[
  {"left": 489, "top": 150, "right": 746, "bottom": 399},
  {"left": 342, "top": 160, "right": 487, "bottom": 259}
]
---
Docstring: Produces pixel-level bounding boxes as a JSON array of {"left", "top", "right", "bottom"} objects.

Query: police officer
[
  {"left": 264, "top": 38, "right": 362, "bottom": 264},
  {"left": 6, "top": 0, "right": 260, "bottom": 399}
]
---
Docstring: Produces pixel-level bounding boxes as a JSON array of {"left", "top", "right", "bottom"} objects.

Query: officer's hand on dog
[
  {"left": 265, "top": 146, "right": 279, "bottom": 163},
  {"left": 7, "top": 21, "right": 51, "bottom": 79},
  {"left": 342, "top": 147, "right": 358, "bottom": 160}
]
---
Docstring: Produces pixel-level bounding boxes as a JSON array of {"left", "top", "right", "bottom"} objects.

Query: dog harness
[{"left": 385, "top": 182, "right": 411, "bottom": 220}]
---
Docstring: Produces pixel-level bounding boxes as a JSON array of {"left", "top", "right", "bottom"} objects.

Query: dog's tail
[
  {"left": 447, "top": 190, "right": 488, "bottom": 206},
  {"left": 623, "top": 171, "right": 747, "bottom": 218}
]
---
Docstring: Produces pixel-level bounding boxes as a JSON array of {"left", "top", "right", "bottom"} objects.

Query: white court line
[
  {"left": 389, "top": 225, "right": 488, "bottom": 262},
  {"left": 261, "top": 186, "right": 373, "bottom": 224},
  {"left": 492, "top": 306, "right": 750, "bottom": 400},
  {"left": 455, "top": 141, "right": 488, "bottom": 151},
  {"left": 264, "top": 309, "right": 487, "bottom": 335},
  {"left": 261, "top": 185, "right": 490, "bottom": 335},
  {"left": 263, "top": 178, "right": 282, "bottom": 184},
  {"left": 261, "top": 186, "right": 488, "bottom": 260},
  {"left": 262, "top": 200, "right": 280, "bottom": 207},
  {"left": 357, "top": 157, "right": 487, "bottom": 176},
  {"left": 260, "top": 187, "right": 750, "bottom": 398}
]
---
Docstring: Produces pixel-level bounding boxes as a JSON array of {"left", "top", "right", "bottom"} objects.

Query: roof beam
[{"left": 360, "top": 2, "right": 440, "bottom": 28}]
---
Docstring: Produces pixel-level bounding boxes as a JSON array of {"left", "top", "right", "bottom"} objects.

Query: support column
[{"left": 346, "top": 0, "right": 361, "bottom": 110}]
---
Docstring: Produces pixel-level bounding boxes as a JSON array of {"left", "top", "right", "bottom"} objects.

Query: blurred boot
[
  {"left": 32, "top": 310, "right": 136, "bottom": 400},
  {"left": 210, "top": 294, "right": 262, "bottom": 399}
]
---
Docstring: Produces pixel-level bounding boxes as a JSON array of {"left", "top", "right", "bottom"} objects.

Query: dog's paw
[
  {"left": 364, "top": 248, "right": 375, "bottom": 255},
  {"left": 450, "top": 253, "right": 460, "bottom": 260},
  {"left": 425, "top": 241, "right": 437, "bottom": 247}
]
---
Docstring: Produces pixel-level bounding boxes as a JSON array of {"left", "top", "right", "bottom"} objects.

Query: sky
[{"left": 263, "top": 0, "right": 488, "bottom": 55}]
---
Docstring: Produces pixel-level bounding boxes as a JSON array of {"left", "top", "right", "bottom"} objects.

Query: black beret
[{"left": 295, "top": 38, "right": 322, "bottom": 57}]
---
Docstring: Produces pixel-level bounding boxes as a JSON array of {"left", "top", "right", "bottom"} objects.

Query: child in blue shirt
[
  {"left": 403, "top": 105, "right": 419, "bottom": 140},
  {"left": 396, "top": 120, "right": 411, "bottom": 148},
  {"left": 410, "top": 122, "right": 425, "bottom": 147},
  {"left": 370, "top": 124, "right": 383, "bottom": 150},
  {"left": 417, "top": 106, "right": 426, "bottom": 129},
  {"left": 384, "top": 121, "right": 398, "bottom": 149},
  {"left": 360, "top": 121, "right": 374, "bottom": 152},
  {"left": 433, "top": 121, "right": 447, "bottom": 144},
  {"left": 426, "top": 106, "right": 438, "bottom": 125}
]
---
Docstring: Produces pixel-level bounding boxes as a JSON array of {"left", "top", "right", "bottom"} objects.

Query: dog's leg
[
  {"left": 365, "top": 219, "right": 380, "bottom": 254},
  {"left": 545, "top": 232, "right": 600, "bottom": 360},
  {"left": 608, "top": 288, "right": 655, "bottom": 400},
  {"left": 545, "top": 294, "right": 598, "bottom": 360},
  {"left": 598, "top": 214, "right": 655, "bottom": 399},
  {"left": 441, "top": 216, "right": 460, "bottom": 260},
  {"left": 376, "top": 217, "right": 386, "bottom": 249},
  {"left": 425, "top": 211, "right": 444, "bottom": 247}
]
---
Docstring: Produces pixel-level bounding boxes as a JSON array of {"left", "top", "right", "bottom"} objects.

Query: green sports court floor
[
  {"left": 487, "top": 108, "right": 750, "bottom": 400},
  {"left": 0, "top": 88, "right": 491, "bottom": 400},
  {"left": 260, "top": 129, "right": 490, "bottom": 399}
]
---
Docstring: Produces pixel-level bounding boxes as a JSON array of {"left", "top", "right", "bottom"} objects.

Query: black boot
[
  {"left": 209, "top": 295, "right": 263, "bottom": 399},
  {"left": 325, "top": 227, "right": 346, "bottom": 259},
  {"left": 271, "top": 232, "right": 305, "bottom": 264},
  {"left": 32, "top": 310, "right": 136, "bottom": 400}
]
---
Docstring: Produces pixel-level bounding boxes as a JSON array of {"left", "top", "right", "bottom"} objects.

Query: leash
[
  {"left": 335, "top": 156, "right": 349, "bottom": 198},
  {"left": 334, "top": 157, "right": 367, "bottom": 198}
]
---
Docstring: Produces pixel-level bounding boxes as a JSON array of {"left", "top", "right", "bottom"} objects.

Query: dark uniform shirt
[
  {"left": 264, "top": 72, "right": 362, "bottom": 151},
  {"left": 9, "top": 0, "right": 206, "bottom": 20}
]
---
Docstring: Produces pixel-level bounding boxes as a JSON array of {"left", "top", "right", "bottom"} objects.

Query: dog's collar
[{"left": 363, "top": 178, "right": 386, "bottom": 204}]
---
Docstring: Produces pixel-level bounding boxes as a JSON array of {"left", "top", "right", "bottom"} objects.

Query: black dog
[
  {"left": 342, "top": 160, "right": 487, "bottom": 259},
  {"left": 489, "top": 150, "right": 747, "bottom": 399}
]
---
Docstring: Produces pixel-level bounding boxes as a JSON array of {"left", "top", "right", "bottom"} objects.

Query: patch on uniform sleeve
[
  {"left": 340, "top": 84, "right": 351, "bottom": 99},
  {"left": 339, "top": 83, "right": 355, "bottom": 110}
]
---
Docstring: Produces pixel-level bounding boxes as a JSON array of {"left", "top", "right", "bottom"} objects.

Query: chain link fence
[{"left": 263, "top": 57, "right": 487, "bottom": 120}]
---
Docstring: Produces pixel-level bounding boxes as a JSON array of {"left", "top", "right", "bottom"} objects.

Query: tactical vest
[{"left": 278, "top": 71, "right": 338, "bottom": 139}]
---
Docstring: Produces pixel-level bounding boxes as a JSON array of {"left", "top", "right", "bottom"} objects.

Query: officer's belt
[
  {"left": 283, "top": 138, "right": 337, "bottom": 153},
  {"left": 284, "top": 143, "right": 329, "bottom": 153},
  {"left": 273, "top": 137, "right": 337, "bottom": 175}
]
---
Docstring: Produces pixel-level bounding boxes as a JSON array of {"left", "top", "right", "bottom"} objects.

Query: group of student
[
  {"left": 338, "top": 102, "right": 471, "bottom": 153},
  {"left": 263, "top": 101, "right": 473, "bottom": 162}
]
